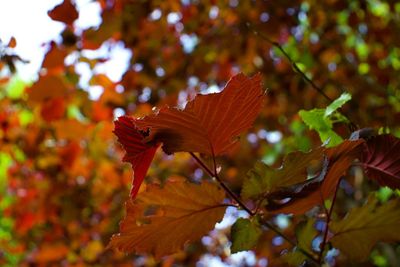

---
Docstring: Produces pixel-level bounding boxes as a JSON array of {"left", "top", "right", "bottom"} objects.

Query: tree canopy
[{"left": 1, "top": 0, "right": 400, "bottom": 266}]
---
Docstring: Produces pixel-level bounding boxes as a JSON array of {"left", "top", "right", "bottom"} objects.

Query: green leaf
[
  {"left": 299, "top": 93, "right": 352, "bottom": 147},
  {"left": 282, "top": 218, "right": 318, "bottom": 266},
  {"left": 325, "top": 92, "right": 352, "bottom": 117},
  {"left": 330, "top": 195, "right": 400, "bottom": 261},
  {"left": 242, "top": 147, "right": 325, "bottom": 200},
  {"left": 230, "top": 218, "right": 261, "bottom": 253}
]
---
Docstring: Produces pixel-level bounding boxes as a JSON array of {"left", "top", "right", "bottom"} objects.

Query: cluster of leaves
[
  {"left": 1, "top": 0, "right": 400, "bottom": 266},
  {"left": 111, "top": 72, "right": 400, "bottom": 266}
]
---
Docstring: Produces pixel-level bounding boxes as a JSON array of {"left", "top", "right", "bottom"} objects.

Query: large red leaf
[
  {"left": 114, "top": 116, "right": 159, "bottom": 198},
  {"left": 361, "top": 134, "right": 400, "bottom": 189},
  {"left": 135, "top": 73, "right": 264, "bottom": 156}
]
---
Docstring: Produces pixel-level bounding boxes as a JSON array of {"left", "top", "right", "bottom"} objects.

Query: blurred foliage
[{"left": 0, "top": 0, "right": 400, "bottom": 266}]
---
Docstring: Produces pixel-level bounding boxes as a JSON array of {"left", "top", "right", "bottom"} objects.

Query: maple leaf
[
  {"left": 134, "top": 73, "right": 264, "bottom": 156},
  {"left": 114, "top": 116, "right": 159, "bottom": 198},
  {"left": 330, "top": 195, "right": 400, "bottom": 261},
  {"left": 108, "top": 180, "right": 227, "bottom": 257},
  {"left": 361, "top": 134, "right": 400, "bottom": 189}
]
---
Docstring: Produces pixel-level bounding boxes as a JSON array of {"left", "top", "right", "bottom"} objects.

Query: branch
[
  {"left": 189, "top": 152, "right": 254, "bottom": 215},
  {"left": 246, "top": 23, "right": 333, "bottom": 102},
  {"left": 318, "top": 177, "right": 341, "bottom": 263},
  {"left": 247, "top": 23, "right": 358, "bottom": 131}
]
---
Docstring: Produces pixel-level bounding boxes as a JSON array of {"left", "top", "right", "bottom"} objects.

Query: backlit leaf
[
  {"left": 324, "top": 92, "right": 352, "bottom": 117},
  {"left": 299, "top": 92, "right": 352, "bottom": 147},
  {"left": 135, "top": 73, "right": 264, "bottom": 156},
  {"left": 361, "top": 134, "right": 400, "bottom": 189},
  {"left": 108, "top": 180, "right": 227, "bottom": 258},
  {"left": 330, "top": 195, "right": 400, "bottom": 261},
  {"left": 230, "top": 217, "right": 262, "bottom": 253},
  {"left": 114, "top": 116, "right": 159, "bottom": 198}
]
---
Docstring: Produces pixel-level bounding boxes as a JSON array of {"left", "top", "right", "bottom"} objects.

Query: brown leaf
[
  {"left": 48, "top": 0, "right": 79, "bottom": 26},
  {"left": 268, "top": 140, "right": 363, "bottom": 214},
  {"left": 135, "top": 73, "right": 264, "bottom": 156},
  {"left": 330, "top": 195, "right": 400, "bottom": 261},
  {"left": 108, "top": 180, "right": 227, "bottom": 258},
  {"left": 361, "top": 134, "right": 400, "bottom": 189}
]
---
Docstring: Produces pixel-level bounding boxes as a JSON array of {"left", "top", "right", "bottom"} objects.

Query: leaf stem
[
  {"left": 318, "top": 177, "right": 341, "bottom": 264},
  {"left": 189, "top": 152, "right": 254, "bottom": 216}
]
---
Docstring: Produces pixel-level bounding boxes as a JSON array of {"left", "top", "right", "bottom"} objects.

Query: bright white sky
[{"left": 0, "top": 0, "right": 131, "bottom": 90}]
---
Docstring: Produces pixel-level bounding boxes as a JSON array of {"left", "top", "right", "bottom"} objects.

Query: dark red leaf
[
  {"left": 361, "top": 134, "right": 400, "bottom": 189},
  {"left": 48, "top": 0, "right": 79, "bottom": 26},
  {"left": 114, "top": 116, "right": 159, "bottom": 198}
]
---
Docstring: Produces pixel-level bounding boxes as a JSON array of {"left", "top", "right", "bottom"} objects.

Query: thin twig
[
  {"left": 247, "top": 23, "right": 358, "bottom": 131},
  {"left": 189, "top": 152, "right": 254, "bottom": 215},
  {"left": 247, "top": 23, "right": 333, "bottom": 102},
  {"left": 318, "top": 177, "right": 341, "bottom": 264}
]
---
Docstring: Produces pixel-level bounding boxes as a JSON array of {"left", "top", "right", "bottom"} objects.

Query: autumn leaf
[
  {"left": 242, "top": 147, "right": 325, "bottom": 200},
  {"left": 361, "top": 134, "right": 400, "bottom": 189},
  {"left": 48, "top": 0, "right": 79, "bottom": 26},
  {"left": 135, "top": 73, "right": 264, "bottom": 156},
  {"left": 108, "top": 180, "right": 227, "bottom": 258},
  {"left": 114, "top": 116, "right": 159, "bottom": 198},
  {"left": 230, "top": 217, "right": 262, "bottom": 253},
  {"left": 330, "top": 195, "right": 400, "bottom": 261},
  {"left": 266, "top": 140, "right": 363, "bottom": 214},
  {"left": 27, "top": 74, "right": 69, "bottom": 102}
]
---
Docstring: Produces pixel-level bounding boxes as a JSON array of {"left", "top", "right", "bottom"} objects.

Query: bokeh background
[{"left": 1, "top": 0, "right": 400, "bottom": 266}]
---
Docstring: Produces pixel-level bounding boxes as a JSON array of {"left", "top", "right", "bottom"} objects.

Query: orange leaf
[
  {"left": 114, "top": 116, "right": 159, "bottom": 198},
  {"left": 135, "top": 73, "right": 264, "bottom": 156},
  {"left": 27, "top": 74, "right": 69, "bottom": 102},
  {"left": 48, "top": 0, "right": 79, "bottom": 26},
  {"left": 8, "top": 37, "right": 16, "bottom": 48},
  {"left": 108, "top": 180, "right": 227, "bottom": 258}
]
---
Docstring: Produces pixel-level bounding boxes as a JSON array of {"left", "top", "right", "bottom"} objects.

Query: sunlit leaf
[
  {"left": 135, "top": 73, "right": 264, "bottom": 156},
  {"left": 114, "top": 116, "right": 159, "bottom": 198}
]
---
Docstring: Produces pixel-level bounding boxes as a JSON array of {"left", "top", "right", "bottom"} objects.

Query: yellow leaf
[{"left": 109, "top": 180, "right": 227, "bottom": 258}]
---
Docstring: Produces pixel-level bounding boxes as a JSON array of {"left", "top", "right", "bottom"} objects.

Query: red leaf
[
  {"left": 361, "top": 134, "right": 400, "bottom": 189},
  {"left": 48, "top": 0, "right": 79, "bottom": 26},
  {"left": 114, "top": 116, "right": 159, "bottom": 198},
  {"left": 135, "top": 73, "right": 264, "bottom": 156}
]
